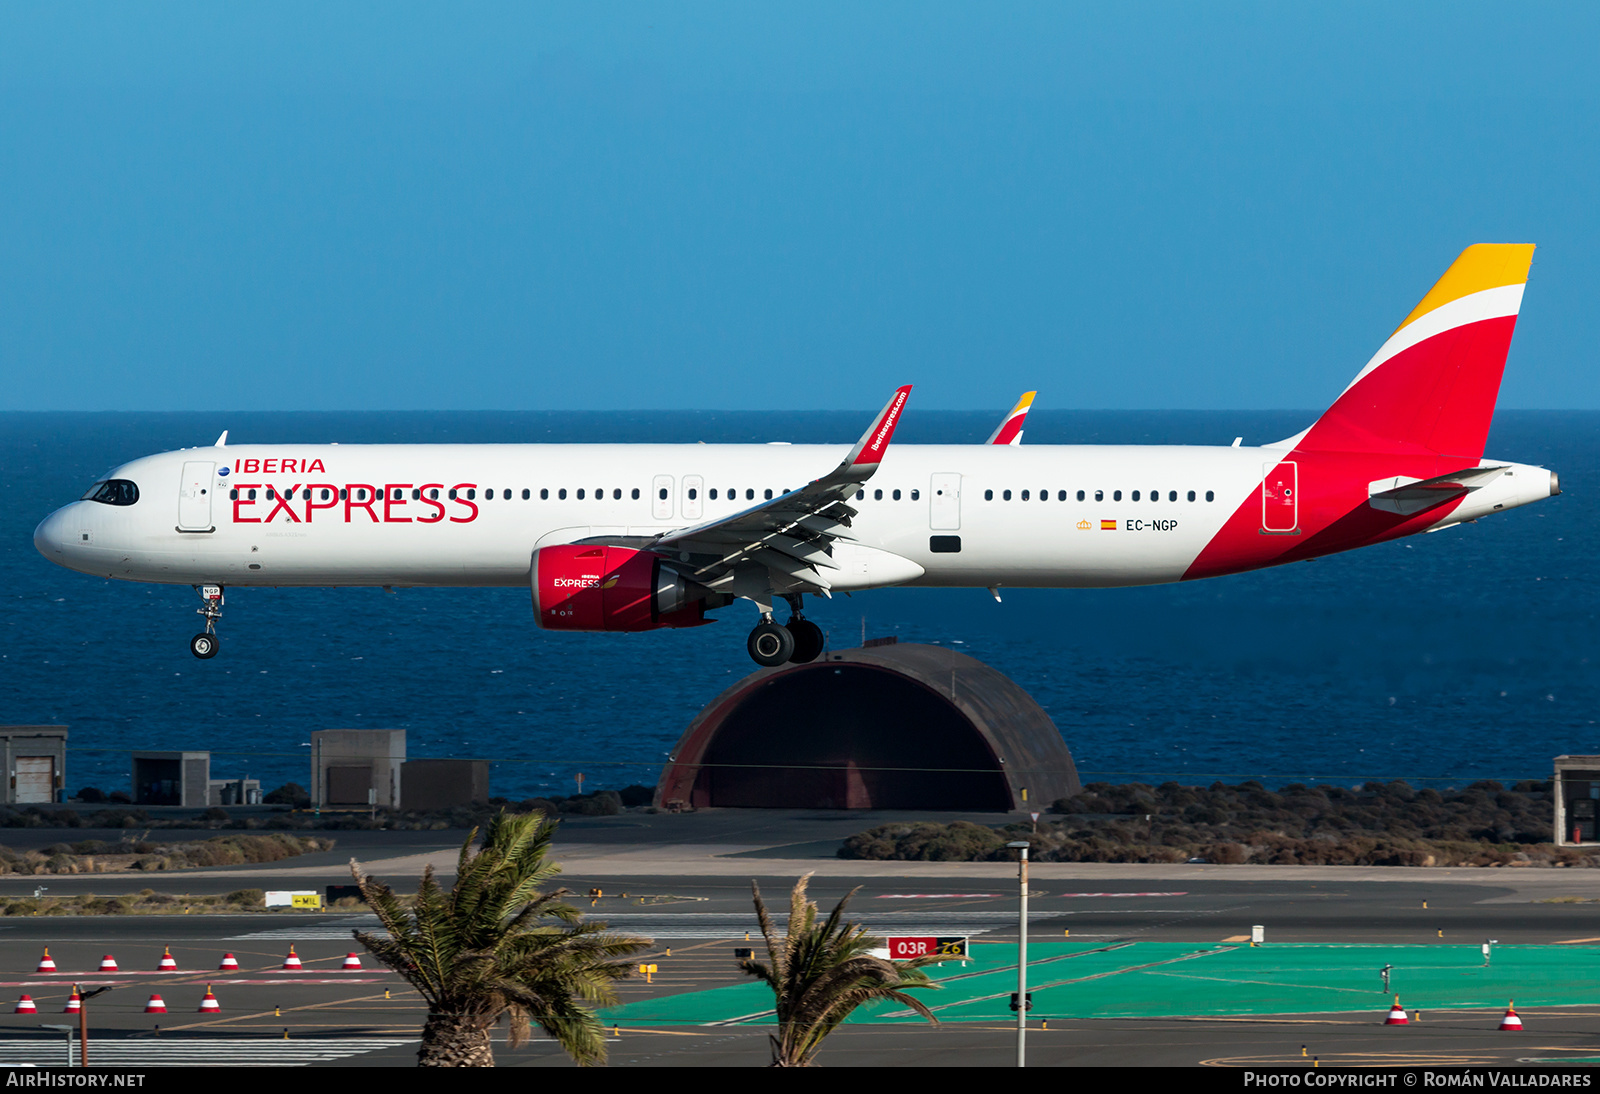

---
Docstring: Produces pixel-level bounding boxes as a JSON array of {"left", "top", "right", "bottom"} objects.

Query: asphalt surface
[{"left": 2, "top": 807, "right": 1599, "bottom": 1068}]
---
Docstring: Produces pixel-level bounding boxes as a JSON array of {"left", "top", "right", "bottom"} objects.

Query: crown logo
[{"left": 1075, "top": 519, "right": 1091, "bottom": 530}]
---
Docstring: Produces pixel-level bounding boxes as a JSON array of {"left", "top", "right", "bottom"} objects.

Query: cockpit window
[{"left": 81, "top": 480, "right": 140, "bottom": 506}]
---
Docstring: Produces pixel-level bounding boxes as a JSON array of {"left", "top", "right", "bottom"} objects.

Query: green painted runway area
[{"left": 602, "top": 942, "right": 1600, "bottom": 1026}]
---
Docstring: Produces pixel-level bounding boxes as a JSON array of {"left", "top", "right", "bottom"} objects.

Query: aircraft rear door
[
  {"left": 929, "top": 473, "right": 961, "bottom": 530},
  {"left": 178, "top": 461, "right": 215, "bottom": 531},
  {"left": 1261, "top": 461, "right": 1298, "bottom": 533}
]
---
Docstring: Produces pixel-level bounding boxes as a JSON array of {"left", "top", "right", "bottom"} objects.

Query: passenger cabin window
[
  {"left": 1077, "top": 490, "right": 1085, "bottom": 501},
  {"left": 1003, "top": 489, "right": 1012, "bottom": 501},
  {"left": 985, "top": 489, "right": 994, "bottom": 501},
  {"left": 1113, "top": 490, "right": 1121, "bottom": 501},
  {"left": 632, "top": 488, "right": 640, "bottom": 500},
  {"left": 1206, "top": 490, "right": 1215, "bottom": 501},
  {"left": 558, "top": 488, "right": 567, "bottom": 500}
]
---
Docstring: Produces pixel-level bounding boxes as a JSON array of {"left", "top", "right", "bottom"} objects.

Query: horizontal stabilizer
[{"left": 1368, "top": 465, "right": 1507, "bottom": 515}]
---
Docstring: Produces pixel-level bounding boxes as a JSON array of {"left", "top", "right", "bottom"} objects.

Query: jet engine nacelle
[{"left": 532, "top": 544, "right": 707, "bottom": 631}]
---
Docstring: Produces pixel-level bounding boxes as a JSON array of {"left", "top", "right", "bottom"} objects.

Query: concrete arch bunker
[{"left": 655, "top": 643, "right": 1080, "bottom": 811}]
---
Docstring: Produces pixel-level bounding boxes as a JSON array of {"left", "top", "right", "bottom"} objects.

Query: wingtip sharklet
[
  {"left": 987, "top": 390, "right": 1036, "bottom": 445},
  {"left": 847, "top": 385, "right": 913, "bottom": 469}
]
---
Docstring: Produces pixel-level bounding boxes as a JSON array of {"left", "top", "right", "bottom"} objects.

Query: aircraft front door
[
  {"left": 178, "top": 461, "right": 215, "bottom": 531},
  {"left": 929, "top": 473, "right": 961, "bottom": 531}
]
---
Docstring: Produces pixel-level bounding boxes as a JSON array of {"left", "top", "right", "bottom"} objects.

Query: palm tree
[
  {"left": 350, "top": 811, "right": 649, "bottom": 1067},
  {"left": 739, "top": 873, "right": 940, "bottom": 1066}
]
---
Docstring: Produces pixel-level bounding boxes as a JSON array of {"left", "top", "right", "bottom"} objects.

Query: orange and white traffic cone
[
  {"left": 281, "top": 946, "right": 303, "bottom": 971},
  {"left": 157, "top": 948, "right": 177, "bottom": 972},
  {"left": 341, "top": 953, "right": 362, "bottom": 970},
  {"left": 1384, "top": 996, "right": 1409, "bottom": 1025},
  {"left": 35, "top": 949, "right": 56, "bottom": 973},
  {"left": 98, "top": 954, "right": 118, "bottom": 972},
  {"left": 197, "top": 985, "right": 220, "bottom": 1014},
  {"left": 63, "top": 987, "right": 81, "bottom": 1014},
  {"left": 13, "top": 995, "right": 36, "bottom": 1014},
  {"left": 1499, "top": 1002, "right": 1523, "bottom": 1031},
  {"left": 144, "top": 994, "right": 167, "bottom": 1014},
  {"left": 218, "top": 953, "right": 239, "bottom": 971}
]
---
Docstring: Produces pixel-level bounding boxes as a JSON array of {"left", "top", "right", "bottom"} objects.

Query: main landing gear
[
  {"left": 746, "top": 596, "right": 825, "bottom": 668},
  {"left": 190, "top": 584, "right": 223, "bottom": 659}
]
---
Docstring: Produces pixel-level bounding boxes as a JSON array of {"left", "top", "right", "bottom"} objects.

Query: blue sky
[{"left": 2, "top": 3, "right": 1597, "bottom": 412}]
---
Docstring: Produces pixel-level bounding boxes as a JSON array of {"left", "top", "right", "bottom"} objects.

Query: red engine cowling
[{"left": 532, "top": 544, "right": 707, "bottom": 631}]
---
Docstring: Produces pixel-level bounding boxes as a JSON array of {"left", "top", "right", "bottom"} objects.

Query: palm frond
[
  {"left": 739, "top": 874, "right": 940, "bottom": 1066},
  {"left": 349, "top": 810, "right": 650, "bottom": 1067}
]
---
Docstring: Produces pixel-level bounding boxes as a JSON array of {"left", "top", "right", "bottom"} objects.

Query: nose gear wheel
[{"left": 191, "top": 585, "right": 224, "bottom": 659}]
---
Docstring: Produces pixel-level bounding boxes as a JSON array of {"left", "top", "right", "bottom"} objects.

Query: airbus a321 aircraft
[{"left": 35, "top": 244, "right": 1559, "bottom": 666}]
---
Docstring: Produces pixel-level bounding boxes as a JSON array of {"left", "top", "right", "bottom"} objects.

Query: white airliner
[{"left": 35, "top": 245, "right": 1558, "bottom": 666}]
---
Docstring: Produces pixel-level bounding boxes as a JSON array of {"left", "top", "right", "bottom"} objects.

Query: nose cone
[{"left": 33, "top": 507, "right": 72, "bottom": 562}]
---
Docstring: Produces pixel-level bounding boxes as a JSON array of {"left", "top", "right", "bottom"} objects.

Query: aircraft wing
[{"left": 644, "top": 385, "right": 912, "bottom": 595}]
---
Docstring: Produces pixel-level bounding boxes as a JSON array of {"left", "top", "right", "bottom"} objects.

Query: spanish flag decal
[{"left": 1101, "top": 519, "right": 1117, "bottom": 530}]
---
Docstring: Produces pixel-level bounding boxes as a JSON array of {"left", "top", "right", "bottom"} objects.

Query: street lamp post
[
  {"left": 1007, "top": 839, "right": 1031, "bottom": 1067},
  {"left": 73, "top": 985, "right": 111, "bottom": 1067}
]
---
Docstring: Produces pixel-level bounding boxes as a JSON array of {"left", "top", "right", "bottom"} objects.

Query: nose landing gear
[{"left": 191, "top": 585, "right": 223, "bottom": 659}]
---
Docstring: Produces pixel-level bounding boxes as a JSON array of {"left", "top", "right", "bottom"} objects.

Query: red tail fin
[{"left": 1294, "top": 244, "right": 1534, "bottom": 460}]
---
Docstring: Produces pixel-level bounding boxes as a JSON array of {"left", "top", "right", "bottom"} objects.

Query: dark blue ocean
[{"left": 1, "top": 410, "right": 1594, "bottom": 802}]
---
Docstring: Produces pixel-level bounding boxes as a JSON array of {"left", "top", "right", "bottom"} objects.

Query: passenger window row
[
  {"left": 982, "top": 488, "right": 1216, "bottom": 502},
  {"left": 853, "top": 488, "right": 921, "bottom": 501}
]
